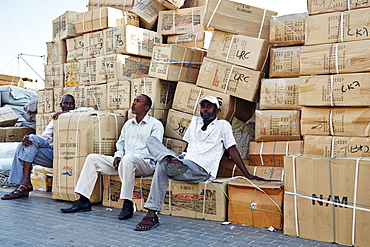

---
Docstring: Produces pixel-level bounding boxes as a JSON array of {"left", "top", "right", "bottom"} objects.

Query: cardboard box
[
  {"left": 299, "top": 73, "right": 370, "bottom": 107},
  {"left": 116, "top": 12, "right": 140, "bottom": 27},
  {"left": 300, "top": 40, "right": 370, "bottom": 76},
  {"left": 304, "top": 135, "right": 370, "bottom": 158},
  {"left": 96, "top": 54, "right": 150, "bottom": 83},
  {"left": 31, "top": 165, "right": 53, "bottom": 192},
  {"left": 36, "top": 113, "right": 53, "bottom": 135},
  {"left": 64, "top": 62, "right": 80, "bottom": 87},
  {"left": 37, "top": 89, "right": 54, "bottom": 114},
  {"left": 249, "top": 140, "right": 303, "bottom": 167},
  {"left": 53, "top": 111, "right": 125, "bottom": 203},
  {"left": 269, "top": 46, "right": 301, "bottom": 78},
  {"left": 306, "top": 8, "right": 370, "bottom": 46},
  {"left": 161, "top": 179, "right": 228, "bottom": 222},
  {"left": 52, "top": 11, "right": 79, "bottom": 41},
  {"left": 216, "top": 156, "right": 247, "bottom": 178},
  {"left": 165, "top": 109, "right": 193, "bottom": 140},
  {"left": 44, "top": 64, "right": 64, "bottom": 89},
  {"left": 167, "top": 31, "right": 212, "bottom": 49},
  {"left": 130, "top": 0, "right": 166, "bottom": 26},
  {"left": 107, "top": 80, "right": 131, "bottom": 109},
  {"left": 85, "top": 84, "right": 108, "bottom": 110},
  {"left": 66, "top": 35, "right": 85, "bottom": 62},
  {"left": 284, "top": 155, "right": 370, "bottom": 246},
  {"left": 246, "top": 165, "right": 284, "bottom": 181},
  {"left": 149, "top": 44, "right": 205, "bottom": 83},
  {"left": 228, "top": 179, "right": 284, "bottom": 229},
  {"left": 207, "top": 31, "right": 269, "bottom": 71},
  {"left": 163, "top": 137, "right": 188, "bottom": 156},
  {"left": 196, "top": 57, "right": 263, "bottom": 102},
  {"left": 46, "top": 41, "right": 66, "bottom": 65},
  {"left": 183, "top": 0, "right": 207, "bottom": 8},
  {"left": 127, "top": 108, "right": 169, "bottom": 126},
  {"left": 63, "top": 85, "right": 87, "bottom": 108},
  {"left": 259, "top": 78, "right": 300, "bottom": 110},
  {"left": 157, "top": 6, "right": 205, "bottom": 35},
  {"left": 0, "top": 74, "right": 24, "bottom": 88},
  {"left": 131, "top": 77, "right": 176, "bottom": 110},
  {"left": 270, "top": 12, "right": 307, "bottom": 47},
  {"left": 155, "top": 0, "right": 185, "bottom": 9},
  {"left": 255, "top": 110, "right": 301, "bottom": 142},
  {"left": 79, "top": 58, "right": 97, "bottom": 85},
  {"left": 87, "top": 0, "right": 136, "bottom": 11},
  {"left": 0, "top": 127, "right": 34, "bottom": 142},
  {"left": 307, "top": 0, "right": 370, "bottom": 15},
  {"left": 83, "top": 30, "right": 104, "bottom": 59},
  {"left": 203, "top": 0, "right": 277, "bottom": 39},
  {"left": 301, "top": 107, "right": 370, "bottom": 137},
  {"left": 103, "top": 25, "right": 162, "bottom": 57}
]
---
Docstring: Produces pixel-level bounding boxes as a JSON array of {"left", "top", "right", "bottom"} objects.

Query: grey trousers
[{"left": 144, "top": 136, "right": 210, "bottom": 212}]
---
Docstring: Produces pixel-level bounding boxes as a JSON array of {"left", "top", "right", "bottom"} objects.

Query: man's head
[
  {"left": 60, "top": 94, "right": 76, "bottom": 112},
  {"left": 198, "top": 95, "right": 220, "bottom": 122},
  {"left": 131, "top": 94, "right": 152, "bottom": 116}
]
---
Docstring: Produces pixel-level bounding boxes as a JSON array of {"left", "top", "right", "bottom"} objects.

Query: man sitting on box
[
  {"left": 60, "top": 94, "right": 164, "bottom": 221},
  {"left": 1, "top": 94, "right": 76, "bottom": 200},
  {"left": 135, "top": 95, "right": 263, "bottom": 231}
]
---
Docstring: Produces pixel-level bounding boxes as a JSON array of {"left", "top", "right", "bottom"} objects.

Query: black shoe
[
  {"left": 165, "top": 161, "right": 188, "bottom": 177},
  {"left": 60, "top": 199, "right": 92, "bottom": 213},
  {"left": 118, "top": 200, "right": 134, "bottom": 220}
]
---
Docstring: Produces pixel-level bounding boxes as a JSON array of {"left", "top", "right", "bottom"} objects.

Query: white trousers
[{"left": 74, "top": 154, "right": 154, "bottom": 200}]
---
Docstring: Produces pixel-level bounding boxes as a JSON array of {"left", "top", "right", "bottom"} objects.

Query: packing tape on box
[
  {"left": 258, "top": 141, "right": 290, "bottom": 167},
  {"left": 224, "top": 65, "right": 235, "bottom": 94}
]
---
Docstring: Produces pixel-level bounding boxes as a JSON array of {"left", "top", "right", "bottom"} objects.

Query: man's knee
[
  {"left": 120, "top": 155, "right": 136, "bottom": 168},
  {"left": 85, "top": 153, "right": 101, "bottom": 163}
]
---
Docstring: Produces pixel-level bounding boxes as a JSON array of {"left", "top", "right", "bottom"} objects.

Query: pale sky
[{"left": 0, "top": 0, "right": 307, "bottom": 86}]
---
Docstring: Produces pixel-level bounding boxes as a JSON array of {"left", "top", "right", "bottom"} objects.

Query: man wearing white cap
[{"left": 135, "top": 95, "right": 262, "bottom": 231}]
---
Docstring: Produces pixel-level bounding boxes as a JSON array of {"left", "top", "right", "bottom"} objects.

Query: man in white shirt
[
  {"left": 1, "top": 94, "right": 76, "bottom": 200},
  {"left": 60, "top": 94, "right": 164, "bottom": 221},
  {"left": 135, "top": 95, "right": 263, "bottom": 231}
]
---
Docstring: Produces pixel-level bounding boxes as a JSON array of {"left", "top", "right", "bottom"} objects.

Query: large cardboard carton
[
  {"left": 165, "top": 109, "right": 193, "bottom": 140},
  {"left": 44, "top": 64, "right": 64, "bottom": 89},
  {"left": 63, "top": 85, "right": 87, "bottom": 108},
  {"left": 157, "top": 6, "right": 205, "bottom": 35},
  {"left": 0, "top": 74, "right": 24, "bottom": 88},
  {"left": 269, "top": 46, "right": 301, "bottom": 78},
  {"left": 107, "top": 80, "right": 131, "bottom": 109},
  {"left": 161, "top": 179, "right": 228, "bottom": 222},
  {"left": 183, "top": 0, "right": 206, "bottom": 8},
  {"left": 130, "top": 0, "right": 166, "bottom": 27},
  {"left": 299, "top": 73, "right": 370, "bottom": 107},
  {"left": 260, "top": 78, "right": 300, "bottom": 110},
  {"left": 163, "top": 137, "right": 187, "bottom": 156},
  {"left": 37, "top": 89, "right": 54, "bottom": 114},
  {"left": 301, "top": 107, "right": 370, "bottom": 137},
  {"left": 53, "top": 111, "right": 125, "bottom": 203},
  {"left": 249, "top": 140, "right": 303, "bottom": 167},
  {"left": 284, "top": 155, "right": 370, "bottom": 246},
  {"left": 207, "top": 31, "right": 269, "bottom": 71},
  {"left": 149, "top": 44, "right": 205, "bottom": 83},
  {"left": 103, "top": 25, "right": 162, "bottom": 57},
  {"left": 304, "top": 135, "right": 370, "bottom": 158},
  {"left": 83, "top": 30, "right": 104, "bottom": 59},
  {"left": 116, "top": 12, "right": 140, "bottom": 27},
  {"left": 127, "top": 108, "right": 169, "bottom": 126},
  {"left": 307, "top": 0, "right": 370, "bottom": 15},
  {"left": 196, "top": 57, "right": 263, "bottom": 102},
  {"left": 87, "top": 0, "right": 136, "bottom": 11},
  {"left": 155, "top": 0, "right": 185, "bottom": 9},
  {"left": 79, "top": 58, "right": 97, "bottom": 85},
  {"left": 255, "top": 110, "right": 301, "bottom": 142},
  {"left": 270, "top": 12, "right": 307, "bottom": 47},
  {"left": 300, "top": 40, "right": 370, "bottom": 76},
  {"left": 52, "top": 11, "right": 79, "bottom": 41},
  {"left": 35, "top": 113, "right": 53, "bottom": 135},
  {"left": 66, "top": 35, "right": 85, "bottom": 62},
  {"left": 131, "top": 77, "right": 176, "bottom": 110},
  {"left": 46, "top": 41, "right": 66, "bottom": 65},
  {"left": 216, "top": 156, "right": 247, "bottom": 178},
  {"left": 96, "top": 54, "right": 150, "bottom": 83},
  {"left": 64, "top": 62, "right": 80, "bottom": 87},
  {"left": 85, "top": 84, "right": 108, "bottom": 110},
  {"left": 203, "top": 0, "right": 277, "bottom": 39},
  {"left": 246, "top": 165, "right": 284, "bottom": 181},
  {"left": 167, "top": 31, "right": 212, "bottom": 49},
  {"left": 0, "top": 127, "right": 34, "bottom": 142},
  {"left": 228, "top": 179, "right": 284, "bottom": 230}
]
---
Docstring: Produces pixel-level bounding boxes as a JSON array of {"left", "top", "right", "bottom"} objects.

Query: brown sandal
[
  {"left": 135, "top": 216, "right": 159, "bottom": 231},
  {"left": 1, "top": 185, "right": 33, "bottom": 200}
]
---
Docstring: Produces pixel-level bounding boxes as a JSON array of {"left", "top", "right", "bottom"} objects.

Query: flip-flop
[
  {"left": 1, "top": 185, "right": 33, "bottom": 200},
  {"left": 135, "top": 216, "right": 159, "bottom": 231}
]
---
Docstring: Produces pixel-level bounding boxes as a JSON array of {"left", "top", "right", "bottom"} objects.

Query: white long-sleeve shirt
[{"left": 39, "top": 120, "right": 54, "bottom": 144}]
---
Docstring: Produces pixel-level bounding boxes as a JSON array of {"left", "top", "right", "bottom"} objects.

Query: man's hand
[
  {"left": 113, "top": 157, "right": 121, "bottom": 170},
  {"left": 245, "top": 173, "right": 266, "bottom": 181},
  {"left": 22, "top": 135, "right": 33, "bottom": 147},
  {"left": 52, "top": 111, "right": 68, "bottom": 120}
]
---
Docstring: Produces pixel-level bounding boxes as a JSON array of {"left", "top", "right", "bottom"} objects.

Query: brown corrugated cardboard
[
  {"left": 307, "top": 0, "right": 370, "bottom": 15},
  {"left": 228, "top": 178, "right": 284, "bottom": 230},
  {"left": 167, "top": 31, "right": 212, "bottom": 49},
  {"left": 260, "top": 78, "right": 300, "bottom": 110},
  {"left": 53, "top": 111, "right": 125, "bottom": 203},
  {"left": 216, "top": 156, "right": 247, "bottom": 178},
  {"left": 196, "top": 57, "right": 263, "bottom": 102},
  {"left": 103, "top": 25, "right": 162, "bottom": 57},
  {"left": 269, "top": 46, "right": 301, "bottom": 78},
  {"left": 107, "top": 80, "right": 131, "bottom": 109},
  {"left": 63, "top": 85, "right": 87, "bottom": 108},
  {"left": 0, "top": 74, "right": 24, "bottom": 88},
  {"left": 203, "top": 0, "right": 277, "bottom": 39},
  {"left": 36, "top": 113, "right": 53, "bottom": 135},
  {"left": 207, "top": 31, "right": 269, "bottom": 71},
  {"left": 64, "top": 62, "right": 80, "bottom": 87},
  {"left": 284, "top": 155, "right": 370, "bottom": 246},
  {"left": 301, "top": 107, "right": 370, "bottom": 137},
  {"left": 83, "top": 30, "right": 104, "bottom": 59},
  {"left": 85, "top": 84, "right": 108, "bottom": 110},
  {"left": 246, "top": 165, "right": 284, "bottom": 181},
  {"left": 157, "top": 6, "right": 205, "bottom": 35},
  {"left": 149, "top": 44, "right": 205, "bottom": 83},
  {"left": 66, "top": 36, "right": 85, "bottom": 63},
  {"left": 127, "top": 108, "right": 169, "bottom": 126},
  {"left": 52, "top": 11, "right": 79, "bottom": 41},
  {"left": 87, "top": 0, "right": 136, "bottom": 11},
  {"left": 130, "top": 0, "right": 166, "bottom": 26},
  {"left": 249, "top": 140, "right": 303, "bottom": 167},
  {"left": 270, "top": 12, "right": 307, "bottom": 47},
  {"left": 45, "top": 64, "right": 64, "bottom": 89},
  {"left": 300, "top": 40, "right": 370, "bottom": 76},
  {"left": 165, "top": 109, "right": 193, "bottom": 140},
  {"left": 163, "top": 137, "right": 188, "bottom": 156},
  {"left": 96, "top": 54, "right": 150, "bottom": 83},
  {"left": 46, "top": 41, "right": 66, "bottom": 65},
  {"left": 0, "top": 127, "right": 34, "bottom": 142},
  {"left": 79, "top": 58, "right": 97, "bottom": 85},
  {"left": 116, "top": 11, "right": 140, "bottom": 26},
  {"left": 155, "top": 0, "right": 185, "bottom": 9},
  {"left": 131, "top": 77, "right": 176, "bottom": 110},
  {"left": 299, "top": 73, "right": 370, "bottom": 106},
  {"left": 37, "top": 89, "right": 54, "bottom": 114},
  {"left": 255, "top": 110, "right": 301, "bottom": 142},
  {"left": 304, "top": 135, "right": 370, "bottom": 158},
  {"left": 183, "top": 0, "right": 207, "bottom": 8}
]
